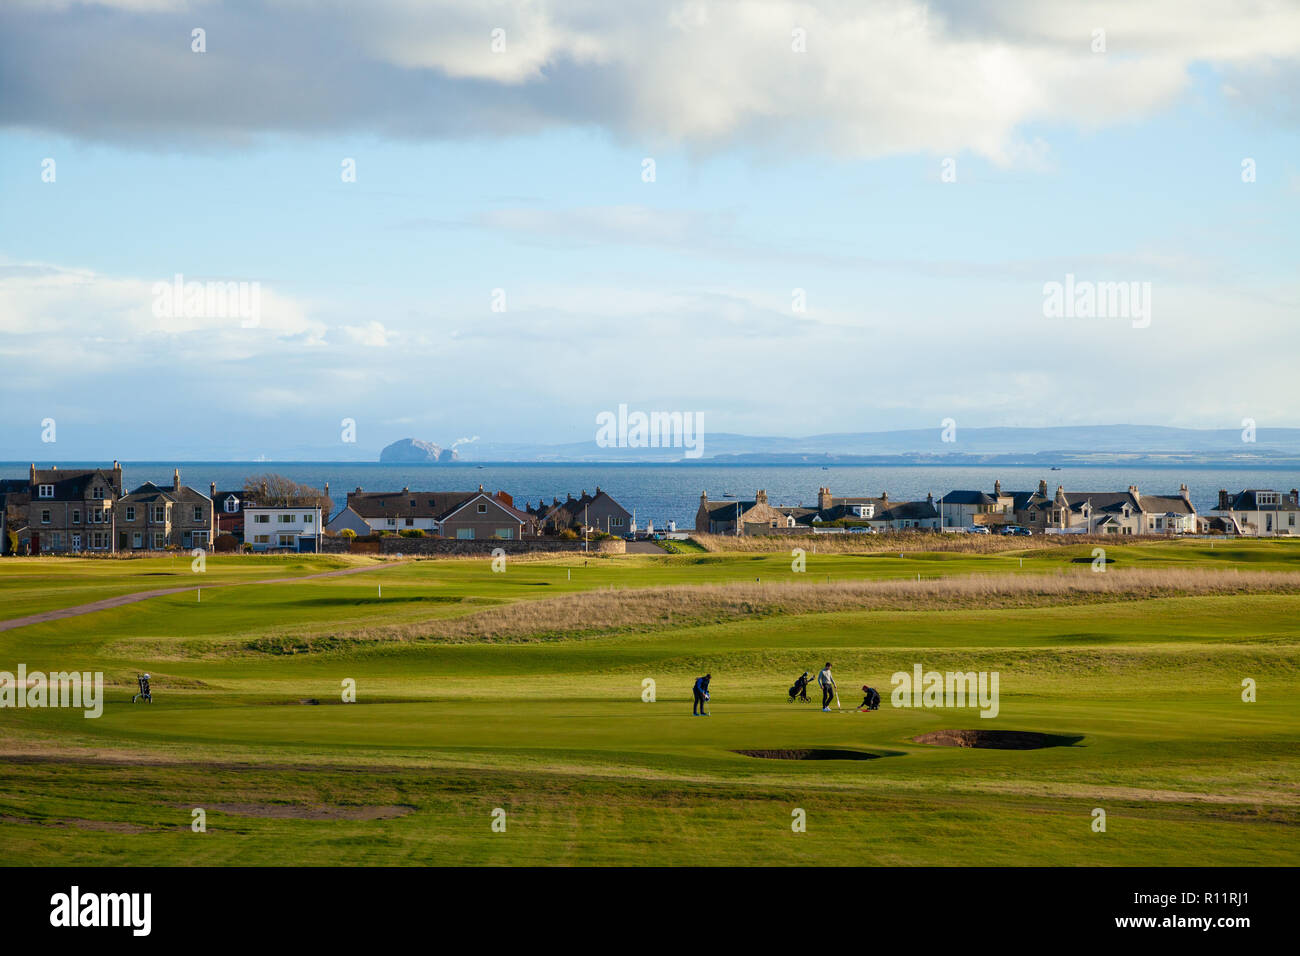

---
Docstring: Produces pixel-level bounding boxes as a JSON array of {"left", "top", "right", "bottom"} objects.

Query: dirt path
[{"left": 0, "top": 563, "right": 394, "bottom": 634}]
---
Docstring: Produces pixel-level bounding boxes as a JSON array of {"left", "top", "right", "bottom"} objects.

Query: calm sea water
[{"left": 5, "top": 462, "right": 1297, "bottom": 528}]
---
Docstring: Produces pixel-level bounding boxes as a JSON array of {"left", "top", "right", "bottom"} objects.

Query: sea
[{"left": 5, "top": 462, "right": 1298, "bottom": 529}]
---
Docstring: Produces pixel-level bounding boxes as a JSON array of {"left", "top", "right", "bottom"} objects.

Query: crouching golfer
[
  {"left": 818, "top": 662, "right": 836, "bottom": 711},
  {"left": 692, "top": 673, "right": 711, "bottom": 716}
]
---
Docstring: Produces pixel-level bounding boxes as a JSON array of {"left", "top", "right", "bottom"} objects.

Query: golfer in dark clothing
[{"left": 692, "top": 673, "right": 711, "bottom": 716}]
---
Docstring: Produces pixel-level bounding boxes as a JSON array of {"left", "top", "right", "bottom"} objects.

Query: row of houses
[
  {"left": 4, "top": 463, "right": 1297, "bottom": 554},
  {"left": 0, "top": 464, "right": 327, "bottom": 556},
  {"left": 696, "top": 481, "right": 1300, "bottom": 536}
]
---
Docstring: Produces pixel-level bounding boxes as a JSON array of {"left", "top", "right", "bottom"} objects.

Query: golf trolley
[
  {"left": 787, "top": 672, "right": 814, "bottom": 703},
  {"left": 132, "top": 673, "right": 152, "bottom": 703}
]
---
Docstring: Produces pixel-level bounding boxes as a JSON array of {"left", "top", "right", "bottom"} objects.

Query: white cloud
[
  {"left": 342, "top": 320, "right": 393, "bottom": 347},
  {"left": 3, "top": 1, "right": 1298, "bottom": 160}
]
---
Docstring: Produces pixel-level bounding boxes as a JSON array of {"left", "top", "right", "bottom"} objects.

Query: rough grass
[
  {"left": 239, "top": 566, "right": 1300, "bottom": 653},
  {"left": 694, "top": 531, "right": 1175, "bottom": 554}
]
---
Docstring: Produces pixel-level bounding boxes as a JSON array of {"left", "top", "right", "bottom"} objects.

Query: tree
[{"left": 243, "top": 473, "right": 332, "bottom": 512}]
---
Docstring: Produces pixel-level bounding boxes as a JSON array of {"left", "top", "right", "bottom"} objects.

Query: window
[
  {"left": 51, "top": 534, "right": 63, "bottom": 550},
  {"left": 154, "top": 506, "right": 166, "bottom": 521},
  {"left": 38, "top": 484, "right": 54, "bottom": 498},
  {"left": 193, "top": 506, "right": 202, "bottom": 521},
  {"left": 1258, "top": 492, "right": 1279, "bottom": 506},
  {"left": 153, "top": 532, "right": 165, "bottom": 548},
  {"left": 132, "top": 532, "right": 143, "bottom": 549},
  {"left": 477, "top": 503, "right": 487, "bottom": 514},
  {"left": 456, "top": 528, "right": 475, "bottom": 540},
  {"left": 278, "top": 534, "right": 295, "bottom": 547},
  {"left": 225, "top": 497, "right": 239, "bottom": 513},
  {"left": 254, "top": 534, "right": 270, "bottom": 544},
  {"left": 494, "top": 528, "right": 515, "bottom": 539},
  {"left": 73, "top": 509, "right": 82, "bottom": 524},
  {"left": 278, "top": 514, "right": 294, "bottom": 523},
  {"left": 405, "top": 518, "right": 414, "bottom": 526},
  {"left": 1290, "top": 514, "right": 1296, "bottom": 527},
  {"left": 254, "top": 514, "right": 270, "bottom": 523},
  {"left": 92, "top": 487, "right": 104, "bottom": 500},
  {"left": 612, "top": 517, "right": 623, "bottom": 527},
  {"left": 124, "top": 507, "right": 133, "bottom": 521},
  {"left": 93, "top": 532, "right": 106, "bottom": 549},
  {"left": 41, "top": 510, "right": 51, "bottom": 524},
  {"left": 388, "top": 518, "right": 396, "bottom": 527},
  {"left": 303, "top": 514, "right": 313, "bottom": 524}
]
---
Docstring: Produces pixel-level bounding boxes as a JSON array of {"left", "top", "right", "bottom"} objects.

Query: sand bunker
[
  {"left": 734, "top": 749, "right": 880, "bottom": 761},
  {"left": 913, "top": 730, "right": 1082, "bottom": 750}
]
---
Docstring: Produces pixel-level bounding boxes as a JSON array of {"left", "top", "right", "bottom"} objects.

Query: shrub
[
  {"left": 339, "top": 528, "right": 357, "bottom": 539},
  {"left": 399, "top": 529, "right": 426, "bottom": 538},
  {"left": 213, "top": 534, "right": 239, "bottom": 553}
]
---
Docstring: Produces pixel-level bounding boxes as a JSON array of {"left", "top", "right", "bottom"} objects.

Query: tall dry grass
[
  {"left": 692, "top": 531, "right": 1150, "bottom": 554},
  {"left": 247, "top": 567, "right": 1300, "bottom": 653}
]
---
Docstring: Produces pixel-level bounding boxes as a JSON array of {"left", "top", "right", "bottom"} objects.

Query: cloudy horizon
[{"left": 2, "top": 0, "right": 1298, "bottom": 460}]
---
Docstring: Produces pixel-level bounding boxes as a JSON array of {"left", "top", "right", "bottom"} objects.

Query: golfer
[
  {"left": 692, "top": 673, "right": 711, "bottom": 716},
  {"left": 817, "top": 662, "right": 836, "bottom": 711}
]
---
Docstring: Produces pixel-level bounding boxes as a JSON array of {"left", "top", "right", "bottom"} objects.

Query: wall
[{"left": 319, "top": 535, "right": 625, "bottom": 556}]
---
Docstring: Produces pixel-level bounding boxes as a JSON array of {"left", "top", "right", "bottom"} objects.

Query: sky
[{"left": 1, "top": 0, "right": 1298, "bottom": 460}]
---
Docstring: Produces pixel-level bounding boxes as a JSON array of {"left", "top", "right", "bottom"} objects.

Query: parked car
[
  {"left": 1000, "top": 526, "right": 1032, "bottom": 536},
  {"left": 968, "top": 526, "right": 991, "bottom": 535}
]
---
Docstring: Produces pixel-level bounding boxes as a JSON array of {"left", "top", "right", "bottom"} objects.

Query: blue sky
[{"left": 1, "top": 1, "right": 1297, "bottom": 460}]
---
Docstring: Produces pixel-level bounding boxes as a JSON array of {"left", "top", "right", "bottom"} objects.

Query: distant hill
[
  {"left": 457, "top": 425, "right": 1300, "bottom": 464},
  {"left": 378, "top": 438, "right": 459, "bottom": 463}
]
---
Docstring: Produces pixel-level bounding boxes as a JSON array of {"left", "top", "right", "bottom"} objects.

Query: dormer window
[
  {"left": 38, "top": 484, "right": 54, "bottom": 498},
  {"left": 224, "top": 497, "right": 239, "bottom": 513}
]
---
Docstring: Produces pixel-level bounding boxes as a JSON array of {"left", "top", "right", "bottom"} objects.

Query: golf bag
[
  {"left": 860, "top": 685, "right": 880, "bottom": 711},
  {"left": 788, "top": 672, "right": 812, "bottom": 703},
  {"left": 132, "top": 674, "right": 152, "bottom": 704}
]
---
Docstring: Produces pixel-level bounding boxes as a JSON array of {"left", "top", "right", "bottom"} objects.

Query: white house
[
  {"left": 243, "top": 505, "right": 322, "bottom": 551},
  {"left": 1204, "top": 489, "right": 1300, "bottom": 536}
]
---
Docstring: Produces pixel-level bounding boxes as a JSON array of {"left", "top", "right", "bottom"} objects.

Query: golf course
[{"left": 2, "top": 538, "right": 1297, "bottom": 866}]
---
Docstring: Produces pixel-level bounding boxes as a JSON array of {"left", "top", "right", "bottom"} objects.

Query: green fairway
[{"left": 2, "top": 539, "right": 1298, "bottom": 866}]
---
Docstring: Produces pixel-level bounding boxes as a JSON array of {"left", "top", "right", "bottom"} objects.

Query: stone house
[
  {"left": 114, "top": 469, "right": 215, "bottom": 551},
  {"left": 21, "top": 463, "right": 124, "bottom": 554}
]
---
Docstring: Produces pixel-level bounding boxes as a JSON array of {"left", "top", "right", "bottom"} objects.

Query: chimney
[
  {"left": 1128, "top": 484, "right": 1139, "bottom": 498},
  {"left": 113, "top": 460, "right": 122, "bottom": 493},
  {"left": 881, "top": 491, "right": 889, "bottom": 503},
  {"left": 478, "top": 484, "right": 484, "bottom": 492},
  {"left": 755, "top": 489, "right": 768, "bottom": 505},
  {"left": 173, "top": 468, "right": 181, "bottom": 492},
  {"left": 1218, "top": 489, "right": 1230, "bottom": 510},
  {"left": 210, "top": 481, "right": 216, "bottom": 499},
  {"left": 324, "top": 482, "right": 330, "bottom": 500},
  {"left": 926, "top": 492, "right": 934, "bottom": 505},
  {"left": 355, "top": 486, "right": 363, "bottom": 493},
  {"left": 1056, "top": 485, "right": 1064, "bottom": 498},
  {"left": 993, "top": 479, "right": 1002, "bottom": 497},
  {"left": 29, "top": 463, "right": 35, "bottom": 483},
  {"left": 818, "top": 487, "right": 832, "bottom": 510},
  {"left": 1038, "top": 479, "right": 1048, "bottom": 496},
  {"left": 1180, "top": 483, "right": 1190, "bottom": 502}
]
